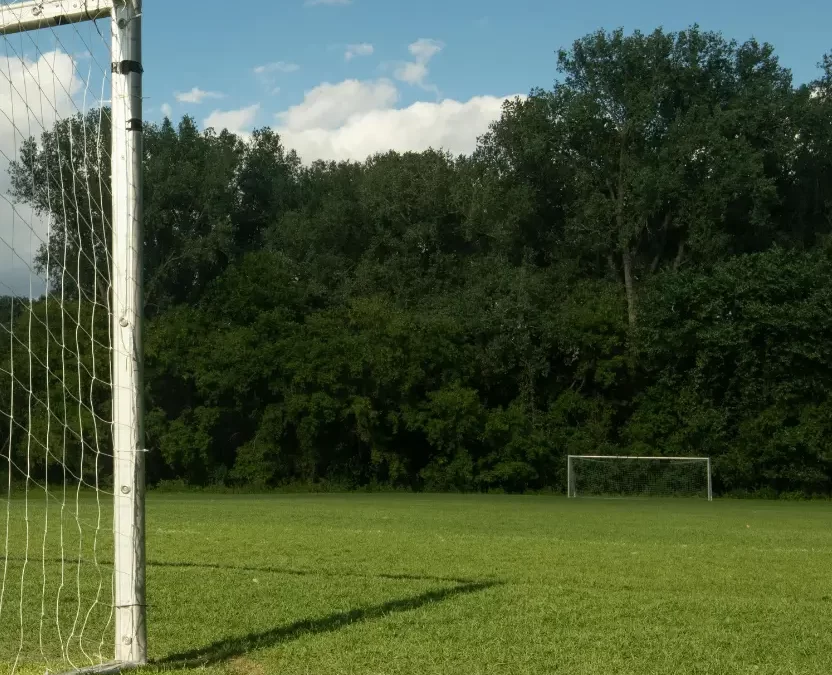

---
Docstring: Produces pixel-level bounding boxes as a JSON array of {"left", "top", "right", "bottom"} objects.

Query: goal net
[
  {"left": 0, "top": 2, "right": 145, "bottom": 673},
  {"left": 567, "top": 456, "right": 713, "bottom": 500}
]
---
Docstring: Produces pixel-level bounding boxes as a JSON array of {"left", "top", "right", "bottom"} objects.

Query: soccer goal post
[
  {"left": 0, "top": 1, "right": 145, "bottom": 673},
  {"left": 567, "top": 456, "right": 713, "bottom": 501}
]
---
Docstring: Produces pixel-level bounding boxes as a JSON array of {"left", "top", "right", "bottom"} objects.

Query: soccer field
[{"left": 2, "top": 494, "right": 832, "bottom": 674}]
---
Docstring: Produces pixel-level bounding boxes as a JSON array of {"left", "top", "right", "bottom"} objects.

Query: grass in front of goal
[{"left": 3, "top": 494, "right": 832, "bottom": 675}]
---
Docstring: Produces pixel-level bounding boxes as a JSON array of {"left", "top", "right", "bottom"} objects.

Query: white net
[
  {"left": 0, "top": 5, "right": 117, "bottom": 673},
  {"left": 568, "top": 456, "right": 712, "bottom": 499}
]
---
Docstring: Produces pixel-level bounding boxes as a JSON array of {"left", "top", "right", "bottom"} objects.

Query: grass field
[{"left": 2, "top": 494, "right": 832, "bottom": 674}]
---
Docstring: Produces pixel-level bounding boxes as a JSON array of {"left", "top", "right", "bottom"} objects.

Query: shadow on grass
[
  {"left": 5, "top": 556, "right": 478, "bottom": 585},
  {"left": 157, "top": 580, "right": 501, "bottom": 670},
  {"left": 148, "top": 559, "right": 480, "bottom": 585}
]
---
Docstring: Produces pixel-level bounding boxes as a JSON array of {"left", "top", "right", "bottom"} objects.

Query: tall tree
[
  {"left": 781, "top": 52, "right": 832, "bottom": 246},
  {"left": 481, "top": 27, "right": 794, "bottom": 326},
  {"left": 9, "top": 108, "right": 112, "bottom": 302}
]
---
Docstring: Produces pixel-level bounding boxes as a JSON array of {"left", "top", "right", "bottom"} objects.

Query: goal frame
[
  {"left": 567, "top": 455, "right": 713, "bottom": 501},
  {"left": 0, "top": 1, "right": 146, "bottom": 671}
]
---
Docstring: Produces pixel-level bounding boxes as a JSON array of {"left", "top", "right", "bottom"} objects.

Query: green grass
[{"left": 2, "top": 494, "right": 832, "bottom": 674}]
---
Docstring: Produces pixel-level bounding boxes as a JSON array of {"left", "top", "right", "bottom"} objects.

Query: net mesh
[
  {"left": 0, "top": 5, "right": 116, "bottom": 673},
  {"left": 568, "top": 457, "right": 711, "bottom": 499}
]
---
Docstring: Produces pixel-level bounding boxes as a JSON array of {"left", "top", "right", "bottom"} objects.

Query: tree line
[{"left": 2, "top": 26, "right": 831, "bottom": 496}]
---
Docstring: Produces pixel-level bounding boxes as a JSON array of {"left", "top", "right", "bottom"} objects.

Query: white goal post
[
  {"left": 567, "top": 455, "right": 713, "bottom": 501},
  {"left": 0, "top": 1, "right": 146, "bottom": 672}
]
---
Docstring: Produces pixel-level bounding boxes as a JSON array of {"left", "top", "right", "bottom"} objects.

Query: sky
[
  {"left": 140, "top": 0, "right": 832, "bottom": 162},
  {"left": 0, "top": 0, "right": 831, "bottom": 296}
]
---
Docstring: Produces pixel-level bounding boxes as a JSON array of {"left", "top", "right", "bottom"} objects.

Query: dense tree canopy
[{"left": 3, "top": 27, "right": 832, "bottom": 496}]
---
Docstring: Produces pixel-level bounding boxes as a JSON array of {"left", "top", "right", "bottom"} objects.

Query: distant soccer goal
[
  {"left": 0, "top": 2, "right": 145, "bottom": 673},
  {"left": 567, "top": 456, "right": 713, "bottom": 501}
]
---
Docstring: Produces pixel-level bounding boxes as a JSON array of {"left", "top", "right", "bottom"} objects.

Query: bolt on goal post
[
  {"left": 567, "top": 455, "right": 713, "bottom": 501},
  {"left": 0, "top": 0, "right": 146, "bottom": 669}
]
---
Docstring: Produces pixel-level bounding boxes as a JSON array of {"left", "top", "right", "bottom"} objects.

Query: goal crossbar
[{"left": 0, "top": 0, "right": 112, "bottom": 35}]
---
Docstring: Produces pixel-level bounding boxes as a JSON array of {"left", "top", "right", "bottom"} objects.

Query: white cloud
[
  {"left": 254, "top": 62, "right": 300, "bottom": 94},
  {"left": 345, "top": 43, "right": 374, "bottom": 61},
  {"left": 175, "top": 87, "right": 224, "bottom": 104},
  {"left": 161, "top": 102, "right": 173, "bottom": 118},
  {"left": 278, "top": 79, "right": 398, "bottom": 130},
  {"left": 395, "top": 61, "right": 429, "bottom": 86},
  {"left": 276, "top": 77, "right": 518, "bottom": 163},
  {"left": 394, "top": 38, "right": 444, "bottom": 93},
  {"left": 204, "top": 104, "right": 261, "bottom": 137},
  {"left": 254, "top": 62, "right": 300, "bottom": 75},
  {"left": 408, "top": 38, "right": 443, "bottom": 63},
  {"left": 0, "top": 49, "right": 81, "bottom": 297}
]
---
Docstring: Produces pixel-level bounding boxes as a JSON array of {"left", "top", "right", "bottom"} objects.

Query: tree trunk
[
  {"left": 622, "top": 249, "right": 637, "bottom": 327},
  {"left": 674, "top": 240, "right": 686, "bottom": 271},
  {"left": 614, "top": 130, "right": 636, "bottom": 328}
]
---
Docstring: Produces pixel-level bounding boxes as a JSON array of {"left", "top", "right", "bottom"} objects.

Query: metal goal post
[
  {"left": 0, "top": 1, "right": 147, "bottom": 669},
  {"left": 567, "top": 455, "right": 713, "bottom": 501}
]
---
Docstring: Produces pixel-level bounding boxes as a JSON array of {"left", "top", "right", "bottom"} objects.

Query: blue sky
[{"left": 141, "top": 0, "right": 832, "bottom": 154}]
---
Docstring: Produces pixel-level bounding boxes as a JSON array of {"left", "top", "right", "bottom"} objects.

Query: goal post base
[{"left": 56, "top": 661, "right": 145, "bottom": 675}]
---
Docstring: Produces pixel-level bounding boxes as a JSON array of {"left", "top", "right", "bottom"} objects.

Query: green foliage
[
  {"left": 633, "top": 248, "right": 832, "bottom": 495},
  {"left": 0, "top": 298, "right": 112, "bottom": 485},
  {"left": 7, "top": 27, "right": 832, "bottom": 495}
]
